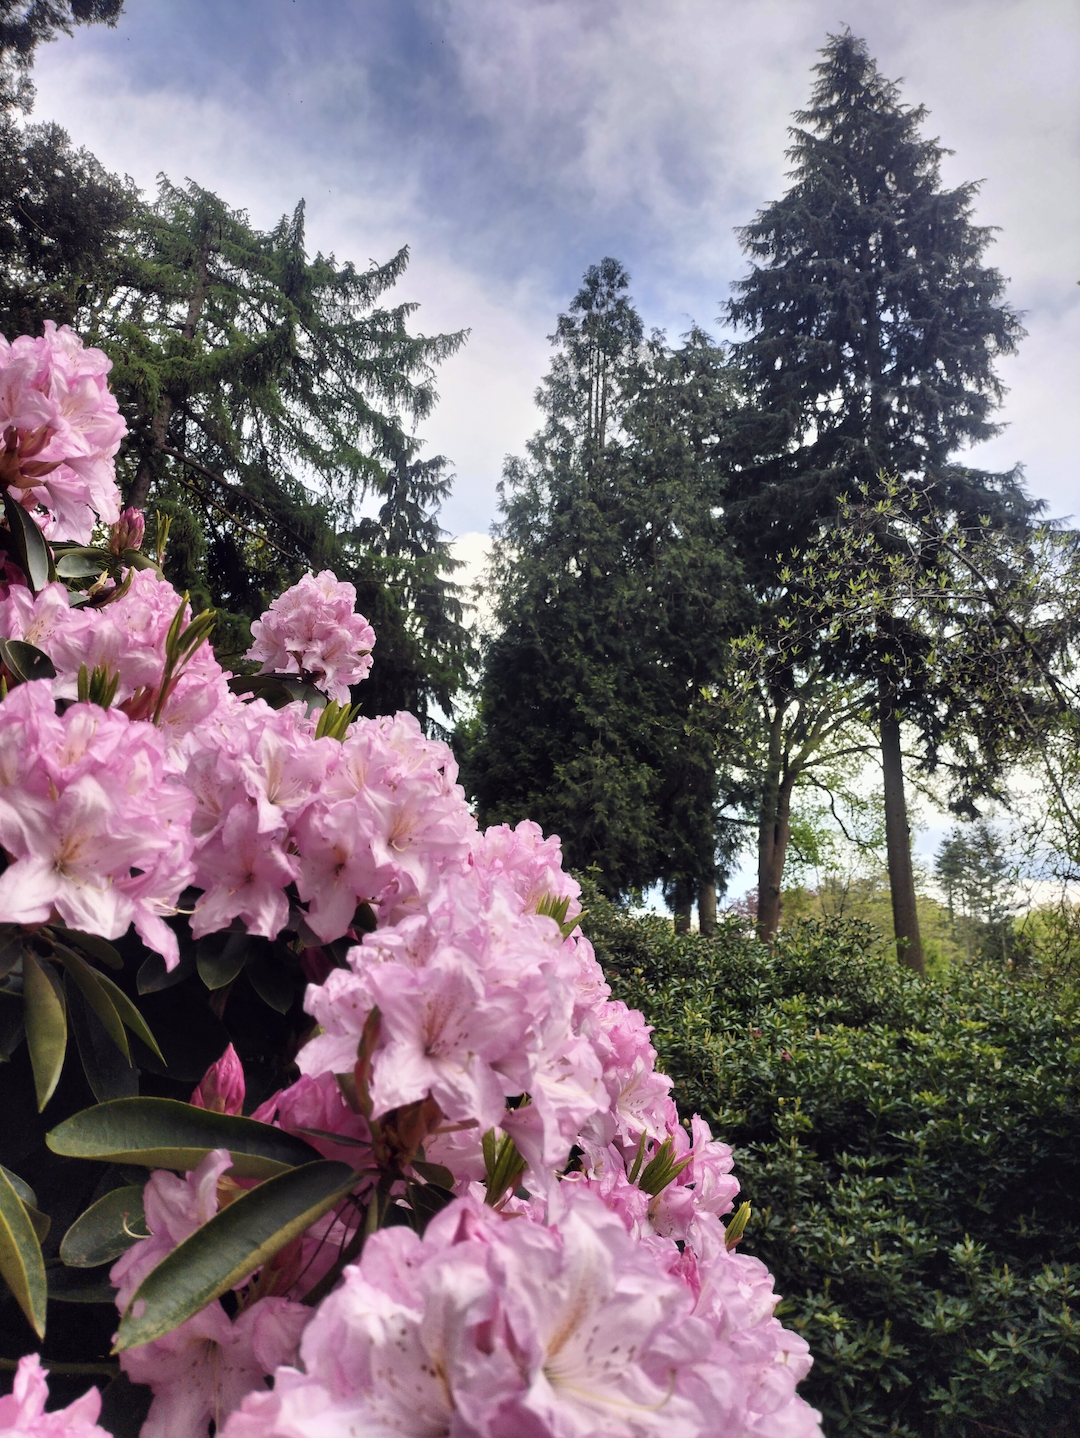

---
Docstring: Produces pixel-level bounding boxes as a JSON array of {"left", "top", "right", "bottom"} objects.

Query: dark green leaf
[
  {"left": 116, "top": 1161, "right": 357, "bottom": 1350},
  {"left": 47, "top": 1266, "right": 117, "bottom": 1303},
  {"left": 136, "top": 945, "right": 195, "bottom": 994},
  {"left": 404, "top": 1180, "right": 456, "bottom": 1232},
  {"left": 55, "top": 548, "right": 111, "bottom": 578},
  {"left": 0, "top": 1165, "right": 37, "bottom": 1209},
  {"left": 0, "top": 924, "right": 26, "bottom": 978},
  {"left": 0, "top": 636, "right": 57, "bottom": 684},
  {"left": 0, "top": 991, "right": 24, "bottom": 1059},
  {"left": 58, "top": 946, "right": 130, "bottom": 1060},
  {"left": 47, "top": 1097, "right": 324, "bottom": 1178},
  {"left": 58, "top": 929, "right": 124, "bottom": 971},
  {"left": 3, "top": 490, "right": 53, "bottom": 592},
  {"left": 23, "top": 952, "right": 67, "bottom": 1110},
  {"left": 227, "top": 674, "right": 328, "bottom": 713},
  {"left": 67, "top": 979, "right": 138, "bottom": 1103},
  {"left": 0, "top": 1161, "right": 47, "bottom": 1337},
  {"left": 247, "top": 950, "right": 294, "bottom": 1013},
  {"left": 98, "top": 1373, "right": 154, "bottom": 1438},
  {"left": 61, "top": 1186, "right": 146, "bottom": 1268},
  {"left": 196, "top": 932, "right": 249, "bottom": 991},
  {"left": 411, "top": 1160, "right": 456, "bottom": 1190}
]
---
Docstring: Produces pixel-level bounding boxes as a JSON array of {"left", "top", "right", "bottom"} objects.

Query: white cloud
[{"left": 27, "top": 0, "right": 1078, "bottom": 528}]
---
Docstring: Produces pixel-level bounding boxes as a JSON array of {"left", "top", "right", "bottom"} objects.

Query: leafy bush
[{"left": 586, "top": 896, "right": 1080, "bottom": 1436}]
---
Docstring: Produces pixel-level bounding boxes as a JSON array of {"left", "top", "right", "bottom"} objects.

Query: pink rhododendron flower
[
  {"left": 0, "top": 322, "right": 125, "bottom": 542},
  {"left": 246, "top": 570, "right": 375, "bottom": 701},
  {"left": 109, "top": 505, "right": 145, "bottom": 554},
  {"left": 0, "top": 338, "right": 822, "bottom": 1438},
  {"left": 111, "top": 1150, "right": 311, "bottom": 1438},
  {"left": 191, "top": 1044, "right": 246, "bottom": 1114},
  {"left": 120, "top": 1296, "right": 310, "bottom": 1438},
  {"left": 0, "top": 570, "right": 230, "bottom": 735},
  {"left": 0, "top": 1356, "right": 108, "bottom": 1438},
  {"left": 0, "top": 681, "right": 194, "bottom": 964}
]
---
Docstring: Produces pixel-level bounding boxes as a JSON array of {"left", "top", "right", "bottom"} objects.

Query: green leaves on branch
[
  {"left": 153, "top": 592, "right": 215, "bottom": 725},
  {"left": 3, "top": 928, "right": 162, "bottom": 1110},
  {"left": 115, "top": 1161, "right": 358, "bottom": 1351},
  {"left": 47, "top": 1097, "right": 324, "bottom": 1178}
]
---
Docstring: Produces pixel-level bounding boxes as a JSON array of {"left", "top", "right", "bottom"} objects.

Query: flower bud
[
  {"left": 190, "top": 1043, "right": 246, "bottom": 1114},
  {"left": 109, "top": 506, "right": 145, "bottom": 555}
]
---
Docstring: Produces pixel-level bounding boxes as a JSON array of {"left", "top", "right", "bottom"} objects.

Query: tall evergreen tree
[
  {"left": 461, "top": 260, "right": 745, "bottom": 904},
  {"left": 0, "top": 0, "right": 124, "bottom": 114},
  {"left": 70, "top": 179, "right": 471, "bottom": 725},
  {"left": 726, "top": 31, "right": 1038, "bottom": 969}
]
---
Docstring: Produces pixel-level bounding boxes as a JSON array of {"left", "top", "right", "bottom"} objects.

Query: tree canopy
[{"left": 461, "top": 260, "right": 746, "bottom": 901}]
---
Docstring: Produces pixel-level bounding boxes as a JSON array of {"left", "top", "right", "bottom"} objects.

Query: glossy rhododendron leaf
[
  {"left": 0, "top": 636, "right": 56, "bottom": 684},
  {"left": 22, "top": 953, "right": 67, "bottom": 1111},
  {"left": 0, "top": 1162, "right": 47, "bottom": 1338},
  {"left": 47, "top": 1097, "right": 324, "bottom": 1177},
  {"left": 196, "top": 932, "right": 250, "bottom": 991},
  {"left": 61, "top": 1185, "right": 146, "bottom": 1268},
  {"left": 115, "top": 1160, "right": 357, "bottom": 1351},
  {"left": 2, "top": 489, "right": 53, "bottom": 591},
  {"left": 66, "top": 978, "right": 138, "bottom": 1104},
  {"left": 227, "top": 673, "right": 328, "bottom": 713}
]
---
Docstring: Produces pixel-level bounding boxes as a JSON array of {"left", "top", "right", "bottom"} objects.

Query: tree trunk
[
  {"left": 757, "top": 709, "right": 792, "bottom": 942},
  {"left": 128, "top": 229, "right": 213, "bottom": 510},
  {"left": 879, "top": 678, "right": 925, "bottom": 975},
  {"left": 698, "top": 881, "right": 717, "bottom": 937},
  {"left": 674, "top": 878, "right": 693, "bottom": 935}
]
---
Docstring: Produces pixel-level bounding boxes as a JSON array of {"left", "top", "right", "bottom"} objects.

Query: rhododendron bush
[{"left": 0, "top": 329, "right": 822, "bottom": 1438}]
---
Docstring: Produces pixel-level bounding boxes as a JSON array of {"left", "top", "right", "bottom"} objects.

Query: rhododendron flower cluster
[
  {"left": 246, "top": 569, "right": 375, "bottom": 700},
  {"left": 0, "top": 323, "right": 125, "bottom": 543},
  {"left": 0, "top": 330, "right": 821, "bottom": 1438},
  {"left": 0, "top": 1356, "right": 109, "bottom": 1438}
]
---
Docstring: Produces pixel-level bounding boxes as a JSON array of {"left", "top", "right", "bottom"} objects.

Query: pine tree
[
  {"left": 73, "top": 179, "right": 470, "bottom": 725},
  {"left": 0, "top": 1, "right": 125, "bottom": 114},
  {"left": 726, "top": 31, "right": 1039, "bottom": 970},
  {"left": 461, "top": 260, "right": 745, "bottom": 904}
]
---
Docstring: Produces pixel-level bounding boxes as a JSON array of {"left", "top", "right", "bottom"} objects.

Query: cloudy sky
[
  {"left": 30, "top": 0, "right": 1079, "bottom": 555},
  {"left": 26, "top": 0, "right": 1079, "bottom": 891}
]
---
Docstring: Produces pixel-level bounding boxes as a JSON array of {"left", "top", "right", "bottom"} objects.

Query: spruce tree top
[{"left": 727, "top": 30, "right": 1034, "bottom": 569}]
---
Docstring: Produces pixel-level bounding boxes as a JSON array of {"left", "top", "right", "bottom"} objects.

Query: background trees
[
  {"left": 724, "top": 30, "right": 1041, "bottom": 965},
  {"left": 460, "top": 260, "right": 746, "bottom": 909},
  {"left": 75, "top": 179, "right": 471, "bottom": 722}
]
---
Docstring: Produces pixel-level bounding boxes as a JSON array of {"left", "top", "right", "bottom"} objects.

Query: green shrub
[{"left": 585, "top": 896, "right": 1080, "bottom": 1436}]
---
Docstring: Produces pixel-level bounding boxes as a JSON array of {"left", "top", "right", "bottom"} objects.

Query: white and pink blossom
[{"left": 246, "top": 571, "right": 375, "bottom": 701}]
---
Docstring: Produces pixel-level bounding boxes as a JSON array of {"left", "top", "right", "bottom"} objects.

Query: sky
[
  {"left": 30, "top": 0, "right": 1080, "bottom": 551},
  {"left": 26, "top": 0, "right": 1080, "bottom": 894}
]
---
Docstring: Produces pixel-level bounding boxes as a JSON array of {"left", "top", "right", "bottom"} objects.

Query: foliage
[
  {"left": 0, "top": 327, "right": 822, "bottom": 1437},
  {"left": 724, "top": 28, "right": 1042, "bottom": 965},
  {"left": 461, "top": 259, "right": 747, "bottom": 899},
  {"left": 0, "top": 1, "right": 124, "bottom": 114},
  {"left": 726, "top": 29, "right": 1033, "bottom": 572},
  {"left": 587, "top": 892, "right": 1080, "bottom": 1436}
]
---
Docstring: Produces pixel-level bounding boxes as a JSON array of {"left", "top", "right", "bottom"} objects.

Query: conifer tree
[
  {"left": 727, "top": 31, "right": 1038, "bottom": 969},
  {"left": 461, "top": 260, "right": 745, "bottom": 904},
  {"left": 75, "top": 179, "right": 470, "bottom": 724}
]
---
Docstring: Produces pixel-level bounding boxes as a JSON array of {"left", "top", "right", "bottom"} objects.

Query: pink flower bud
[
  {"left": 190, "top": 1043, "right": 246, "bottom": 1114},
  {"left": 109, "top": 506, "right": 145, "bottom": 555}
]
